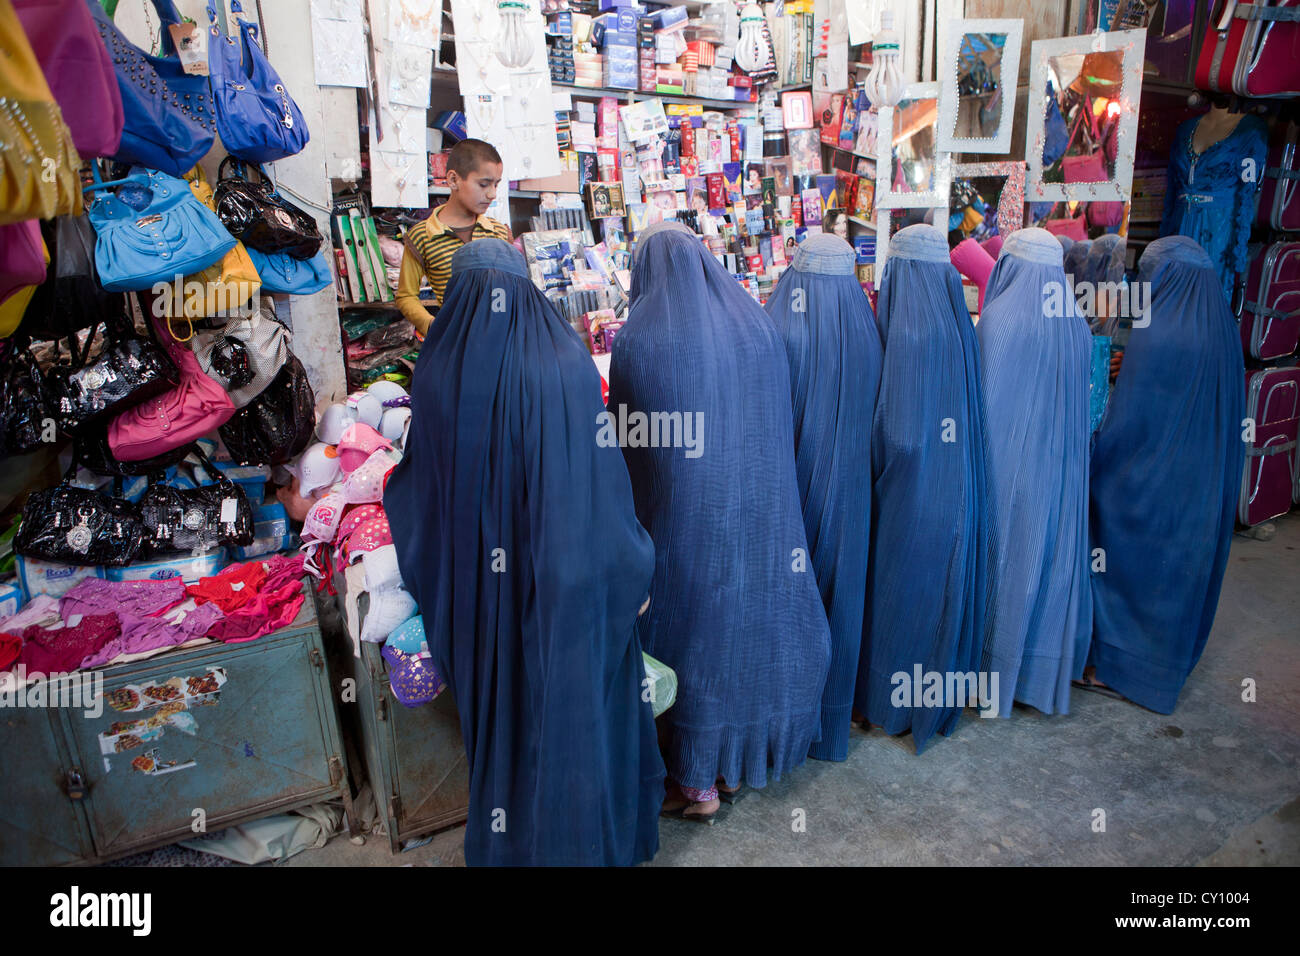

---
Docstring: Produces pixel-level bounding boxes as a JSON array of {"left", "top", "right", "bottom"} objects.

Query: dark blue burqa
[
  {"left": 1088, "top": 236, "right": 1245, "bottom": 713},
  {"left": 763, "top": 234, "right": 881, "bottom": 761},
  {"left": 977, "top": 229, "right": 1092, "bottom": 717},
  {"left": 854, "top": 224, "right": 993, "bottom": 753},
  {"left": 1063, "top": 238, "right": 1092, "bottom": 284},
  {"left": 609, "top": 221, "right": 831, "bottom": 791},
  {"left": 385, "top": 239, "right": 664, "bottom": 866},
  {"left": 1080, "top": 233, "right": 1128, "bottom": 334}
]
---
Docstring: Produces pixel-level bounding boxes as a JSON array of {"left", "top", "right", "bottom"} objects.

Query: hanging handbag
[
  {"left": 1042, "top": 81, "right": 1070, "bottom": 169},
  {"left": 87, "top": 0, "right": 216, "bottom": 177},
  {"left": 0, "top": 0, "right": 83, "bottom": 225},
  {"left": 44, "top": 311, "right": 178, "bottom": 434},
  {"left": 83, "top": 165, "right": 237, "bottom": 293},
  {"left": 245, "top": 246, "right": 333, "bottom": 295},
  {"left": 76, "top": 427, "right": 194, "bottom": 478},
  {"left": 139, "top": 446, "right": 253, "bottom": 555},
  {"left": 0, "top": 221, "right": 48, "bottom": 337},
  {"left": 205, "top": 0, "right": 309, "bottom": 163},
  {"left": 218, "top": 352, "right": 315, "bottom": 466},
  {"left": 14, "top": 459, "right": 146, "bottom": 567},
  {"left": 108, "top": 313, "right": 236, "bottom": 461},
  {"left": 192, "top": 302, "right": 291, "bottom": 408},
  {"left": 1060, "top": 105, "right": 1109, "bottom": 184},
  {"left": 19, "top": 214, "right": 125, "bottom": 341},
  {"left": 14, "top": 0, "right": 123, "bottom": 159},
  {"left": 164, "top": 165, "right": 261, "bottom": 318},
  {"left": 213, "top": 158, "right": 324, "bottom": 259},
  {"left": 0, "top": 338, "right": 55, "bottom": 458},
  {"left": 1044, "top": 205, "right": 1089, "bottom": 241}
]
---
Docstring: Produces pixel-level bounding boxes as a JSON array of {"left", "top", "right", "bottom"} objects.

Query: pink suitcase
[
  {"left": 1240, "top": 366, "right": 1300, "bottom": 525},
  {"left": 1256, "top": 121, "right": 1300, "bottom": 231},
  {"left": 1235, "top": 0, "right": 1300, "bottom": 97},
  {"left": 1239, "top": 242, "right": 1300, "bottom": 360}
]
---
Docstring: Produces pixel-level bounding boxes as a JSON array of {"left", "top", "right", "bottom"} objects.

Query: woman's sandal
[
  {"left": 661, "top": 784, "right": 724, "bottom": 825},
  {"left": 1071, "top": 677, "right": 1127, "bottom": 702},
  {"left": 717, "top": 782, "right": 749, "bottom": 805}
]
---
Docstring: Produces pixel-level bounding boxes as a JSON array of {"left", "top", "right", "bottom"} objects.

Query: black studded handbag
[
  {"left": 213, "top": 157, "right": 324, "bottom": 260},
  {"left": 88, "top": 0, "right": 216, "bottom": 178},
  {"left": 138, "top": 446, "right": 254, "bottom": 555},
  {"left": 15, "top": 458, "right": 147, "bottom": 567},
  {"left": 218, "top": 351, "right": 316, "bottom": 466}
]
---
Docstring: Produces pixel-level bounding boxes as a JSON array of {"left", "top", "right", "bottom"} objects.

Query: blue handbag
[
  {"left": 205, "top": 0, "right": 309, "bottom": 163},
  {"left": 1042, "top": 81, "right": 1069, "bottom": 169},
  {"left": 246, "top": 247, "right": 334, "bottom": 295},
  {"left": 84, "top": 165, "right": 236, "bottom": 292},
  {"left": 88, "top": 0, "right": 216, "bottom": 178}
]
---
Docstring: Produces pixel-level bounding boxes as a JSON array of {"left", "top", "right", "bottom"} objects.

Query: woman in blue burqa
[
  {"left": 385, "top": 239, "right": 665, "bottom": 865},
  {"left": 1086, "top": 236, "right": 1245, "bottom": 713},
  {"left": 763, "top": 233, "right": 881, "bottom": 761},
  {"left": 609, "top": 221, "right": 830, "bottom": 820},
  {"left": 854, "top": 223, "right": 993, "bottom": 753},
  {"left": 976, "top": 228, "right": 1091, "bottom": 718}
]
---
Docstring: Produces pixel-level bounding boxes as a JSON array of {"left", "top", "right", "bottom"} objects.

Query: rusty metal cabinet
[{"left": 0, "top": 595, "right": 351, "bottom": 866}]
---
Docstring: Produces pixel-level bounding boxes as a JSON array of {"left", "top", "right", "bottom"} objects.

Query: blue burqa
[
  {"left": 1080, "top": 233, "right": 1127, "bottom": 334},
  {"left": 1089, "top": 236, "right": 1245, "bottom": 713},
  {"left": 385, "top": 239, "right": 664, "bottom": 866},
  {"left": 977, "top": 229, "right": 1092, "bottom": 717},
  {"left": 609, "top": 221, "right": 831, "bottom": 791},
  {"left": 764, "top": 233, "right": 881, "bottom": 761},
  {"left": 854, "top": 224, "right": 993, "bottom": 753},
  {"left": 1063, "top": 239, "right": 1092, "bottom": 284}
]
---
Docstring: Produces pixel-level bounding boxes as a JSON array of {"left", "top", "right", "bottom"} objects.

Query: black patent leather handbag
[
  {"left": 212, "top": 157, "right": 323, "bottom": 259},
  {"left": 139, "top": 447, "right": 254, "bottom": 555},
  {"left": 218, "top": 352, "right": 316, "bottom": 465},
  {"left": 15, "top": 460, "right": 146, "bottom": 567},
  {"left": 44, "top": 313, "right": 178, "bottom": 434}
]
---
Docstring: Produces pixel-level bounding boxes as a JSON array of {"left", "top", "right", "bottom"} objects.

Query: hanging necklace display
[
  {"left": 454, "top": 37, "right": 514, "bottom": 96},
  {"left": 373, "top": 101, "right": 425, "bottom": 155},
  {"left": 464, "top": 93, "right": 507, "bottom": 143},
  {"left": 310, "top": 0, "right": 367, "bottom": 87},
  {"left": 388, "top": 41, "right": 433, "bottom": 109},
  {"left": 390, "top": 0, "right": 440, "bottom": 49},
  {"left": 371, "top": 149, "right": 425, "bottom": 209},
  {"left": 503, "top": 69, "right": 550, "bottom": 127}
]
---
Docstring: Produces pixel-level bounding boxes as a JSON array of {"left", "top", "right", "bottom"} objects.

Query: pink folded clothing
[
  {"left": 263, "top": 553, "right": 307, "bottom": 590},
  {"left": 60, "top": 577, "right": 185, "bottom": 624},
  {"left": 80, "top": 599, "right": 225, "bottom": 669},
  {"left": 19, "top": 613, "right": 120, "bottom": 674},
  {"left": 206, "top": 579, "right": 305, "bottom": 644},
  {"left": 950, "top": 237, "right": 996, "bottom": 312},
  {"left": 0, "top": 595, "right": 62, "bottom": 634}
]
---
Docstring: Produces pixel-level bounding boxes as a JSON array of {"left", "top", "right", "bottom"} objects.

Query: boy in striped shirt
[{"left": 395, "top": 139, "right": 512, "bottom": 335}]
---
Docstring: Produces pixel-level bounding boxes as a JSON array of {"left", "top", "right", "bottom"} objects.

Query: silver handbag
[{"left": 192, "top": 304, "right": 291, "bottom": 408}]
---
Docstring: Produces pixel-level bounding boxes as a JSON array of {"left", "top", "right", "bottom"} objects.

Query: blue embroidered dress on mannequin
[{"left": 1160, "top": 112, "right": 1267, "bottom": 300}]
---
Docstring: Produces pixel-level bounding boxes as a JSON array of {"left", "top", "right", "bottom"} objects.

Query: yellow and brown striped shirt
[{"left": 395, "top": 205, "right": 511, "bottom": 335}]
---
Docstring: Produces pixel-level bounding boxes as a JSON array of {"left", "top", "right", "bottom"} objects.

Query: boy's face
[{"left": 450, "top": 160, "right": 503, "bottom": 215}]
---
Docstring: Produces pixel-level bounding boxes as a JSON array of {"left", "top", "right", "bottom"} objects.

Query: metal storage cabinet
[
  {"left": 0, "top": 593, "right": 353, "bottom": 866},
  {"left": 320, "top": 584, "right": 469, "bottom": 853}
]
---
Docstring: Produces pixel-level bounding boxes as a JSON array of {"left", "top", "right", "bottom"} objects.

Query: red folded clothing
[{"left": 0, "top": 632, "right": 21, "bottom": 671}]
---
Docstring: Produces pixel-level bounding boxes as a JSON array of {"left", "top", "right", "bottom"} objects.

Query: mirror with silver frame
[
  {"left": 937, "top": 19, "right": 1023, "bottom": 155},
  {"left": 1024, "top": 30, "right": 1147, "bottom": 205},
  {"left": 876, "top": 82, "right": 951, "bottom": 210}
]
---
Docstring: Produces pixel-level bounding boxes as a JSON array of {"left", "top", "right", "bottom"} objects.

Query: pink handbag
[
  {"left": 0, "top": 220, "right": 46, "bottom": 306},
  {"left": 108, "top": 314, "right": 235, "bottom": 461},
  {"left": 1045, "top": 212, "right": 1088, "bottom": 241},
  {"left": 14, "top": 0, "right": 123, "bottom": 159}
]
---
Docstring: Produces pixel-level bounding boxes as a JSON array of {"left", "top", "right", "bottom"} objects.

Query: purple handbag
[
  {"left": 0, "top": 221, "right": 47, "bottom": 312},
  {"left": 14, "top": 0, "right": 123, "bottom": 158}
]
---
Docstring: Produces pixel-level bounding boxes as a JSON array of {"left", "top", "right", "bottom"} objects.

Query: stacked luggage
[
  {"left": 1197, "top": 1, "right": 1300, "bottom": 99},
  {"left": 1240, "top": 367, "right": 1300, "bottom": 525}
]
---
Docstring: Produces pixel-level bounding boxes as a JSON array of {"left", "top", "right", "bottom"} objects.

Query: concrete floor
[{"left": 284, "top": 513, "right": 1300, "bottom": 867}]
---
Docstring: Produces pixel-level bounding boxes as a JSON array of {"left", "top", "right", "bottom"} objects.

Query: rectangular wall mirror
[
  {"left": 937, "top": 19, "right": 1024, "bottom": 155},
  {"left": 1024, "top": 29, "right": 1147, "bottom": 205},
  {"left": 952, "top": 160, "right": 1026, "bottom": 234},
  {"left": 876, "top": 82, "right": 952, "bottom": 210}
]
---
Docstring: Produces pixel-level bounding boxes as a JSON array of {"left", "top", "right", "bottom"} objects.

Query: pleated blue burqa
[
  {"left": 854, "top": 224, "right": 993, "bottom": 753},
  {"left": 1063, "top": 238, "right": 1092, "bottom": 283},
  {"left": 976, "top": 229, "right": 1092, "bottom": 717},
  {"left": 385, "top": 239, "right": 665, "bottom": 866},
  {"left": 1080, "top": 233, "right": 1128, "bottom": 334},
  {"left": 763, "top": 234, "right": 882, "bottom": 761},
  {"left": 609, "top": 221, "right": 831, "bottom": 791},
  {"left": 1088, "top": 236, "right": 1245, "bottom": 713}
]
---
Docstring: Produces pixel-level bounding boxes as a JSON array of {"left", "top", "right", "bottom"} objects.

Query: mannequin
[{"left": 1160, "top": 94, "right": 1267, "bottom": 301}]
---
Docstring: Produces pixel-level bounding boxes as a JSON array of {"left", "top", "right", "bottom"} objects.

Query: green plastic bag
[{"left": 642, "top": 651, "right": 677, "bottom": 718}]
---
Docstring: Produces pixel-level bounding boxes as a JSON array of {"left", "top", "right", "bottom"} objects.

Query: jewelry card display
[
  {"left": 389, "top": 41, "right": 433, "bottom": 108},
  {"left": 311, "top": 0, "right": 366, "bottom": 88},
  {"left": 389, "top": 0, "right": 441, "bottom": 49},
  {"left": 370, "top": 149, "right": 426, "bottom": 209}
]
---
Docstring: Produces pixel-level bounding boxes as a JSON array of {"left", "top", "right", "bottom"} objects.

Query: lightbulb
[
  {"left": 496, "top": 1, "right": 533, "bottom": 69},
  {"left": 864, "top": 10, "right": 904, "bottom": 109},
  {"left": 734, "top": 4, "right": 771, "bottom": 74}
]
